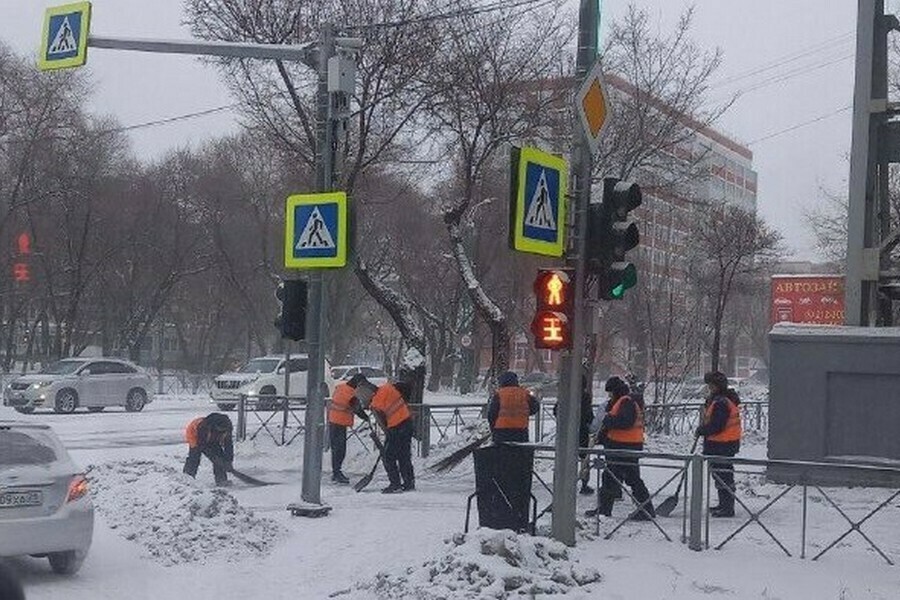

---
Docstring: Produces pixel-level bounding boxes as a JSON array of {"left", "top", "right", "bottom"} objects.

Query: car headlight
[{"left": 31, "top": 381, "right": 53, "bottom": 389}]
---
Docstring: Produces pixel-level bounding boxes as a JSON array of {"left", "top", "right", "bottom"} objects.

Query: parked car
[
  {"left": 211, "top": 354, "right": 336, "bottom": 411},
  {"left": 3, "top": 358, "right": 154, "bottom": 415},
  {"left": 330, "top": 365, "right": 389, "bottom": 387},
  {"left": 0, "top": 421, "right": 94, "bottom": 574}
]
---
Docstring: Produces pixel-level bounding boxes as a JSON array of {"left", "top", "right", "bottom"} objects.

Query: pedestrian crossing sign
[
  {"left": 509, "top": 146, "right": 568, "bottom": 257},
  {"left": 285, "top": 192, "right": 348, "bottom": 269},
  {"left": 38, "top": 2, "right": 92, "bottom": 72}
]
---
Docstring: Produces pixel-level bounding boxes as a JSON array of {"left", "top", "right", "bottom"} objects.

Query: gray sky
[{"left": 0, "top": 0, "right": 875, "bottom": 260}]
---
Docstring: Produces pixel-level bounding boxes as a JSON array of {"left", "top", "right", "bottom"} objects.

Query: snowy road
[{"left": 2, "top": 395, "right": 900, "bottom": 599}]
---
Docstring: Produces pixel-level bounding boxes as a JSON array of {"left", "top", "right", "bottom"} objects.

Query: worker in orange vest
[
  {"left": 183, "top": 413, "right": 234, "bottom": 486},
  {"left": 588, "top": 376, "right": 654, "bottom": 520},
  {"left": 487, "top": 371, "right": 539, "bottom": 444},
  {"left": 696, "top": 371, "right": 742, "bottom": 517},
  {"left": 369, "top": 380, "right": 415, "bottom": 494},
  {"left": 328, "top": 374, "right": 371, "bottom": 484}
]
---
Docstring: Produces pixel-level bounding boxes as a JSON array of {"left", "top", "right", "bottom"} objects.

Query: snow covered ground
[{"left": 2, "top": 393, "right": 899, "bottom": 599}]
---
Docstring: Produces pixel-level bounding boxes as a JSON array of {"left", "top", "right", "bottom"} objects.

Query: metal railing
[
  {"left": 524, "top": 443, "right": 900, "bottom": 566},
  {"left": 534, "top": 400, "right": 769, "bottom": 441},
  {"left": 235, "top": 394, "right": 309, "bottom": 446},
  {"left": 704, "top": 456, "right": 900, "bottom": 565}
]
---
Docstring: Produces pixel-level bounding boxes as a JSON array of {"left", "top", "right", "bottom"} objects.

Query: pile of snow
[
  {"left": 87, "top": 460, "right": 284, "bottom": 566},
  {"left": 343, "top": 529, "right": 601, "bottom": 599}
]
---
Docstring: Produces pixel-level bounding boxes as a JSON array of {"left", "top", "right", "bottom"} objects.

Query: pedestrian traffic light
[
  {"left": 587, "top": 177, "right": 641, "bottom": 300},
  {"left": 275, "top": 279, "right": 308, "bottom": 341},
  {"left": 531, "top": 268, "right": 574, "bottom": 350}
]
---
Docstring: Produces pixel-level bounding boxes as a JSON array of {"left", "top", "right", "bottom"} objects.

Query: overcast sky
[{"left": 0, "top": 0, "right": 885, "bottom": 261}]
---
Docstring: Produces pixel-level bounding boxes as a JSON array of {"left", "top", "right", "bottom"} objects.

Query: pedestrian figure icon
[
  {"left": 296, "top": 207, "right": 336, "bottom": 250},
  {"left": 48, "top": 16, "right": 78, "bottom": 56},
  {"left": 524, "top": 169, "right": 557, "bottom": 231}
]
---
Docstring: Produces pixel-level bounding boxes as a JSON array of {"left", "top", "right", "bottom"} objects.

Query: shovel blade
[
  {"left": 354, "top": 472, "right": 374, "bottom": 493},
  {"left": 655, "top": 493, "right": 680, "bottom": 517}
]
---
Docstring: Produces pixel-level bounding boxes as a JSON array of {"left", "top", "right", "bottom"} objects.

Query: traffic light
[
  {"left": 531, "top": 268, "right": 574, "bottom": 350},
  {"left": 587, "top": 177, "right": 642, "bottom": 300},
  {"left": 275, "top": 279, "right": 308, "bottom": 341}
]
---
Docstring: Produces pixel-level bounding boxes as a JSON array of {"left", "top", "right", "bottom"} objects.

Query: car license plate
[{"left": 0, "top": 490, "right": 43, "bottom": 508}]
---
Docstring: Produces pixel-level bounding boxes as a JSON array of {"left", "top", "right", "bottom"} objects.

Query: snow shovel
[
  {"left": 354, "top": 430, "right": 386, "bottom": 493},
  {"left": 655, "top": 435, "right": 700, "bottom": 517},
  {"left": 228, "top": 466, "right": 275, "bottom": 487},
  {"left": 209, "top": 458, "right": 275, "bottom": 487}
]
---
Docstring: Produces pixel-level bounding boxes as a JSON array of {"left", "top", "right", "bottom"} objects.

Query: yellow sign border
[
  {"left": 284, "top": 192, "right": 348, "bottom": 269},
  {"left": 38, "top": 2, "right": 92, "bottom": 72},
  {"left": 513, "top": 147, "right": 568, "bottom": 257}
]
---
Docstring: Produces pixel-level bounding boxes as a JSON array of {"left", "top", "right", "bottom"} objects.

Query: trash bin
[{"left": 470, "top": 444, "right": 535, "bottom": 533}]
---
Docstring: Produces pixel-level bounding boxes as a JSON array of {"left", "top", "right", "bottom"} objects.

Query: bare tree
[
  {"left": 185, "top": 0, "right": 443, "bottom": 372},
  {"left": 423, "top": 0, "right": 572, "bottom": 378},
  {"left": 688, "top": 204, "right": 781, "bottom": 372}
]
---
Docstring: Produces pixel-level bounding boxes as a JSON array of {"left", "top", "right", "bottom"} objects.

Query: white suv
[
  {"left": 3, "top": 358, "right": 154, "bottom": 415},
  {"left": 211, "top": 354, "right": 335, "bottom": 411}
]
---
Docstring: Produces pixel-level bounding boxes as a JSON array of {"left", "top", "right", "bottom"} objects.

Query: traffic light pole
[
  {"left": 301, "top": 23, "right": 336, "bottom": 505},
  {"left": 552, "top": 0, "right": 598, "bottom": 546}
]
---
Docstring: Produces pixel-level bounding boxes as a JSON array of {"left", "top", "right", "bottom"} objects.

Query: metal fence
[
  {"left": 527, "top": 444, "right": 900, "bottom": 566},
  {"left": 234, "top": 394, "right": 309, "bottom": 446},
  {"left": 534, "top": 400, "right": 769, "bottom": 441}
]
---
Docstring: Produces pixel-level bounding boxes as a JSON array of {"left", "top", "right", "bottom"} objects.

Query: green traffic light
[{"left": 610, "top": 263, "right": 637, "bottom": 299}]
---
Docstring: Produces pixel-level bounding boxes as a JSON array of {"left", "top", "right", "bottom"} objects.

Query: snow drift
[
  {"left": 342, "top": 529, "right": 602, "bottom": 599},
  {"left": 86, "top": 460, "right": 284, "bottom": 566}
]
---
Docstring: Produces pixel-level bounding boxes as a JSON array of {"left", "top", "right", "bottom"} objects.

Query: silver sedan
[{"left": 0, "top": 422, "right": 94, "bottom": 574}]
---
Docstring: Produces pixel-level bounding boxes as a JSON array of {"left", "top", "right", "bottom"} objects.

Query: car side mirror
[{"left": 277, "top": 367, "right": 285, "bottom": 374}]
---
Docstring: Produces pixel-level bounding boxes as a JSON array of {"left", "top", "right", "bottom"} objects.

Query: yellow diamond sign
[{"left": 576, "top": 59, "right": 610, "bottom": 155}]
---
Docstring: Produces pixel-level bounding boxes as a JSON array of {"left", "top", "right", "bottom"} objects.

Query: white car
[
  {"left": 211, "top": 354, "right": 336, "bottom": 411},
  {"left": 3, "top": 358, "right": 154, "bottom": 415},
  {"left": 0, "top": 422, "right": 94, "bottom": 574},
  {"left": 330, "top": 365, "right": 389, "bottom": 387}
]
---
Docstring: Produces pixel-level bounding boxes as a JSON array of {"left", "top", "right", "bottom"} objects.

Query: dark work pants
[
  {"left": 183, "top": 444, "right": 229, "bottom": 484},
  {"left": 707, "top": 451, "right": 737, "bottom": 509},
  {"left": 383, "top": 419, "right": 415, "bottom": 488},
  {"left": 599, "top": 455, "right": 652, "bottom": 516},
  {"left": 491, "top": 428, "right": 528, "bottom": 445},
  {"left": 330, "top": 423, "right": 348, "bottom": 475}
]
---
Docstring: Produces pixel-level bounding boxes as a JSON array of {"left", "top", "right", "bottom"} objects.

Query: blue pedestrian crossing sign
[
  {"left": 38, "top": 3, "right": 92, "bottom": 72},
  {"left": 285, "top": 192, "right": 348, "bottom": 269},
  {"left": 509, "top": 146, "right": 568, "bottom": 257}
]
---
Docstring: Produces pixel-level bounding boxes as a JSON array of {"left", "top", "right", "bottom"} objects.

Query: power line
[
  {"left": 99, "top": 103, "right": 239, "bottom": 135},
  {"left": 708, "top": 32, "right": 853, "bottom": 90},
  {"left": 746, "top": 105, "right": 851, "bottom": 146},
  {"left": 342, "top": 0, "right": 552, "bottom": 30}
]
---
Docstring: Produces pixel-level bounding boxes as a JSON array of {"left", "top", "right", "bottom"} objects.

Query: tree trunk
[{"left": 446, "top": 223, "right": 510, "bottom": 381}]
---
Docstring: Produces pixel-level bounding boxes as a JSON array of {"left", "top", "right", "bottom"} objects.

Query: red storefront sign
[{"left": 771, "top": 275, "right": 844, "bottom": 326}]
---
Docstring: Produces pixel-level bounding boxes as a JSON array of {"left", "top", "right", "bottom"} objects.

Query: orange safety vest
[
  {"left": 185, "top": 417, "right": 204, "bottom": 448},
  {"left": 328, "top": 382, "right": 356, "bottom": 427},
  {"left": 705, "top": 397, "right": 742, "bottom": 443},
  {"left": 370, "top": 383, "right": 411, "bottom": 429},
  {"left": 494, "top": 387, "right": 531, "bottom": 430},
  {"left": 605, "top": 396, "right": 644, "bottom": 444}
]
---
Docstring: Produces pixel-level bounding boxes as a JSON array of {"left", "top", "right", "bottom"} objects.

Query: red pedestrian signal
[
  {"left": 13, "top": 263, "right": 30, "bottom": 283},
  {"left": 531, "top": 268, "right": 574, "bottom": 350}
]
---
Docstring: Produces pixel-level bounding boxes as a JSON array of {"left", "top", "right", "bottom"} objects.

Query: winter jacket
[
  {"left": 487, "top": 388, "right": 539, "bottom": 430},
  {"left": 599, "top": 395, "right": 644, "bottom": 450},
  {"left": 697, "top": 388, "right": 741, "bottom": 456}
]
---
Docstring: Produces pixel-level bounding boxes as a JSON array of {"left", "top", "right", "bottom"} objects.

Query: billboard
[{"left": 771, "top": 275, "right": 844, "bottom": 326}]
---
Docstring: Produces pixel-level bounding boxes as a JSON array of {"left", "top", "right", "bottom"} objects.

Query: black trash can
[{"left": 472, "top": 444, "right": 534, "bottom": 532}]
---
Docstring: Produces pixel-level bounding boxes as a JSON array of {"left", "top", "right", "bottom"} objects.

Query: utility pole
[
  {"left": 301, "top": 23, "right": 336, "bottom": 505},
  {"left": 846, "top": 0, "right": 900, "bottom": 325},
  {"left": 551, "top": 0, "right": 598, "bottom": 546}
]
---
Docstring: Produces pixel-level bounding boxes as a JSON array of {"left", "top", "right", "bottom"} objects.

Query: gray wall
[{"left": 769, "top": 325, "right": 900, "bottom": 485}]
